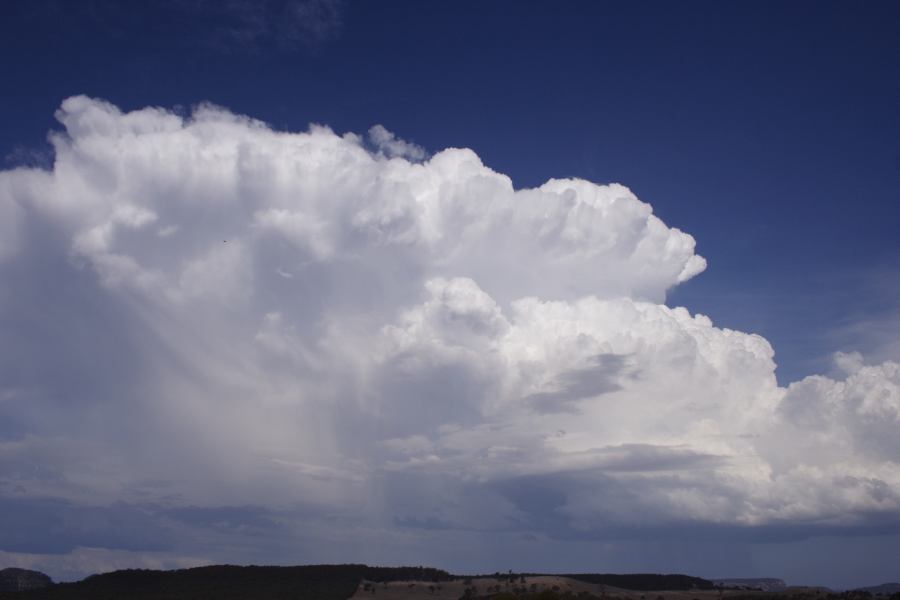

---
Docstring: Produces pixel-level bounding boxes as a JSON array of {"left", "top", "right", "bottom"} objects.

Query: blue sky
[{"left": 1, "top": 0, "right": 899, "bottom": 588}]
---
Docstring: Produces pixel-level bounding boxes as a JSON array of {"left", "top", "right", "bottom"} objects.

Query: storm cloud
[{"left": 1, "top": 97, "right": 898, "bottom": 579}]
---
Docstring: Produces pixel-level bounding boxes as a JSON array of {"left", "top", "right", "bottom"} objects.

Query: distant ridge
[
  {"left": 712, "top": 579, "right": 787, "bottom": 592},
  {"left": 853, "top": 583, "right": 900, "bottom": 595},
  {"left": 0, "top": 566, "right": 717, "bottom": 599},
  {"left": 0, "top": 565, "right": 451, "bottom": 600},
  {"left": 3, "top": 564, "right": 894, "bottom": 600}
]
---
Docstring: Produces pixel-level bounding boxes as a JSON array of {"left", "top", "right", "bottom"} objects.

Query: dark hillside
[
  {"left": 0, "top": 570, "right": 52, "bottom": 593},
  {"left": 0, "top": 564, "right": 452, "bottom": 600}
]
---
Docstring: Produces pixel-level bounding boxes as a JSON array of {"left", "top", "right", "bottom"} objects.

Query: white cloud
[
  {"left": 368, "top": 125, "right": 427, "bottom": 162},
  {"left": 0, "top": 187, "right": 22, "bottom": 262},
  {"left": 0, "top": 97, "right": 898, "bottom": 574}
]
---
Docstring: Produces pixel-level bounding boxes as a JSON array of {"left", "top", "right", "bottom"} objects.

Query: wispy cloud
[
  {"left": 171, "top": 0, "right": 345, "bottom": 53},
  {"left": 16, "top": 0, "right": 345, "bottom": 54}
]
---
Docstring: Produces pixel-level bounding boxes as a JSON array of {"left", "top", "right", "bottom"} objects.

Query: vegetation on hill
[
  {"left": 468, "top": 572, "right": 714, "bottom": 592},
  {"left": 0, "top": 570, "right": 53, "bottom": 593},
  {"left": 852, "top": 586, "right": 900, "bottom": 597},
  {"left": 3, "top": 564, "right": 898, "bottom": 600},
  {"left": 0, "top": 564, "right": 452, "bottom": 600}
]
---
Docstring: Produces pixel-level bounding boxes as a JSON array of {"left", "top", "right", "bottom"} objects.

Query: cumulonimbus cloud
[{"left": 0, "top": 97, "right": 898, "bottom": 573}]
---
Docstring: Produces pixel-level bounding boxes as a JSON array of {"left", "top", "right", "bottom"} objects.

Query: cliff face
[{"left": 0, "top": 568, "right": 53, "bottom": 592}]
